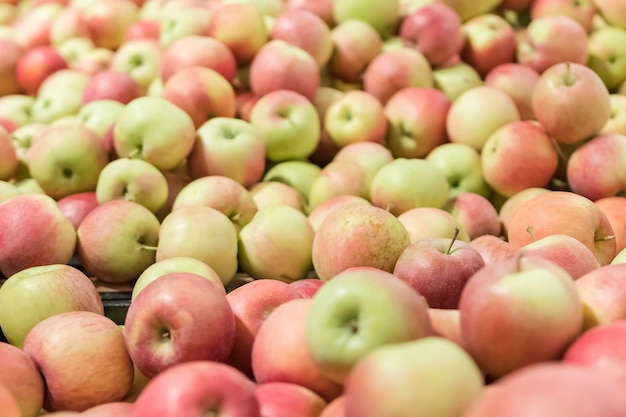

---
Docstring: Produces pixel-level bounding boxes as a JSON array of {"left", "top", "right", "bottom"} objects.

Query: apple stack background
[{"left": 2, "top": 0, "right": 626, "bottom": 416}]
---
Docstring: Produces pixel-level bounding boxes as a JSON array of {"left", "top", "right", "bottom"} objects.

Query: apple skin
[
  {"left": 485, "top": 63, "right": 541, "bottom": 121},
  {"left": 0, "top": 194, "right": 76, "bottom": 278},
  {"left": 446, "top": 85, "right": 521, "bottom": 151},
  {"left": 256, "top": 382, "right": 327, "bottom": 417},
  {"left": 110, "top": 39, "right": 163, "bottom": 94},
  {"left": 445, "top": 192, "right": 501, "bottom": 240},
  {"left": 187, "top": 117, "right": 266, "bottom": 188},
  {"left": 587, "top": 26, "right": 626, "bottom": 92},
  {"left": 563, "top": 321, "right": 626, "bottom": 387},
  {"left": 16, "top": 45, "right": 68, "bottom": 96},
  {"left": 249, "top": 181, "right": 305, "bottom": 212},
  {"left": 363, "top": 47, "right": 433, "bottom": 105},
  {"left": 271, "top": 9, "right": 333, "bottom": 67},
  {"left": 205, "top": 1, "right": 268, "bottom": 66},
  {"left": 312, "top": 203, "right": 411, "bottom": 281},
  {"left": 124, "top": 272, "right": 236, "bottom": 379},
  {"left": 0, "top": 342, "right": 45, "bottom": 417},
  {"left": 249, "top": 40, "right": 320, "bottom": 102},
  {"left": 56, "top": 191, "right": 99, "bottom": 230},
  {"left": 160, "top": 35, "right": 237, "bottom": 83},
  {"left": 602, "top": 94, "right": 626, "bottom": 135},
  {"left": 0, "top": 125, "right": 17, "bottom": 181},
  {"left": 596, "top": 196, "right": 626, "bottom": 253},
  {"left": 397, "top": 207, "right": 470, "bottom": 244},
  {"left": 82, "top": 70, "right": 141, "bottom": 105},
  {"left": 333, "top": 0, "right": 399, "bottom": 37},
  {"left": 327, "top": 19, "right": 382, "bottom": 84},
  {"left": 82, "top": 0, "right": 140, "bottom": 50},
  {"left": 498, "top": 187, "right": 551, "bottom": 238},
  {"left": 307, "top": 194, "right": 371, "bottom": 232},
  {"left": 393, "top": 237, "right": 486, "bottom": 309},
  {"left": 592, "top": 0, "right": 626, "bottom": 30},
  {"left": 530, "top": 0, "right": 597, "bottom": 33},
  {"left": 253, "top": 298, "right": 344, "bottom": 402},
  {"left": 307, "top": 161, "right": 372, "bottom": 211},
  {"left": 469, "top": 234, "right": 511, "bottom": 265},
  {"left": 459, "top": 255, "right": 584, "bottom": 378},
  {"left": 226, "top": 279, "right": 297, "bottom": 378},
  {"left": 285, "top": 0, "right": 333, "bottom": 26},
  {"left": 0, "top": 37, "right": 22, "bottom": 96},
  {"left": 344, "top": 337, "right": 485, "bottom": 417},
  {"left": 532, "top": 62, "right": 611, "bottom": 145},
  {"left": 506, "top": 191, "right": 617, "bottom": 266},
  {"left": 399, "top": 3, "right": 463, "bottom": 66},
  {"left": 384, "top": 87, "right": 452, "bottom": 159},
  {"left": 76, "top": 199, "right": 160, "bottom": 284},
  {"left": 130, "top": 361, "right": 261, "bottom": 417},
  {"left": 125, "top": 19, "right": 161, "bottom": 42},
  {"left": 574, "top": 263, "right": 626, "bottom": 329},
  {"left": 305, "top": 267, "right": 433, "bottom": 385},
  {"left": 81, "top": 401, "right": 134, "bottom": 417},
  {"left": 23, "top": 311, "right": 134, "bottom": 412},
  {"left": 0, "top": 383, "right": 20, "bottom": 417},
  {"left": 567, "top": 133, "right": 626, "bottom": 201}
]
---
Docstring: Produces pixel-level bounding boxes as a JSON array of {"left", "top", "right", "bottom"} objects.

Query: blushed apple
[
  {"left": 271, "top": 9, "right": 333, "bottom": 67},
  {"left": 0, "top": 340, "right": 45, "bottom": 417},
  {"left": 307, "top": 161, "right": 372, "bottom": 211},
  {"left": 596, "top": 196, "right": 626, "bottom": 253},
  {"left": 16, "top": 46, "right": 68, "bottom": 96},
  {"left": 0, "top": 37, "right": 22, "bottom": 96},
  {"left": 327, "top": 20, "right": 382, "bottom": 84},
  {"left": 530, "top": 0, "right": 597, "bottom": 32},
  {"left": 574, "top": 263, "right": 626, "bottom": 328},
  {"left": 397, "top": 207, "right": 470, "bottom": 244},
  {"left": 82, "top": 0, "right": 140, "bottom": 50},
  {"left": 256, "top": 382, "right": 327, "bottom": 417},
  {"left": 593, "top": 0, "right": 626, "bottom": 29},
  {"left": 249, "top": 181, "right": 305, "bottom": 212},
  {"left": 485, "top": 63, "right": 541, "bottom": 120},
  {"left": 82, "top": 70, "right": 141, "bottom": 105},
  {"left": 445, "top": 192, "right": 502, "bottom": 240},
  {"left": 307, "top": 194, "right": 371, "bottom": 231},
  {"left": 56, "top": 191, "right": 99, "bottom": 230},
  {"left": 110, "top": 39, "right": 163, "bottom": 94},
  {"left": 469, "top": 234, "right": 511, "bottom": 264},
  {"left": 332, "top": 0, "right": 399, "bottom": 37}
]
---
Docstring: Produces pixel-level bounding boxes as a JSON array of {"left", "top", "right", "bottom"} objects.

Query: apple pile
[{"left": 3, "top": 0, "right": 626, "bottom": 415}]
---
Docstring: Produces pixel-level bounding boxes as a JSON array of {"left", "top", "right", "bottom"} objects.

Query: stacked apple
[{"left": 3, "top": 0, "right": 626, "bottom": 415}]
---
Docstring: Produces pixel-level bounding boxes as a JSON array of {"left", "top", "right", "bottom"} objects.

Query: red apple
[
  {"left": 56, "top": 191, "right": 100, "bottom": 230},
  {"left": 595, "top": 196, "right": 626, "bottom": 253},
  {"left": 485, "top": 63, "right": 541, "bottom": 121},
  {"left": 16, "top": 46, "right": 68, "bottom": 96},
  {"left": 271, "top": 9, "right": 333, "bottom": 67},
  {"left": 327, "top": 19, "right": 382, "bottom": 84},
  {"left": 469, "top": 234, "right": 511, "bottom": 265},
  {"left": 445, "top": 192, "right": 502, "bottom": 240},
  {"left": 0, "top": 37, "right": 23, "bottom": 96},
  {"left": 82, "top": 70, "right": 141, "bottom": 105},
  {"left": 256, "top": 382, "right": 327, "bottom": 417}
]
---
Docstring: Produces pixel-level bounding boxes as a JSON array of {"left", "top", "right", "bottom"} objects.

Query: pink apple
[
  {"left": 0, "top": 37, "right": 23, "bottom": 96},
  {"left": 226, "top": 278, "right": 297, "bottom": 378},
  {"left": 0, "top": 194, "right": 76, "bottom": 277},
  {"left": 23, "top": 311, "right": 134, "bottom": 412},
  {"left": 327, "top": 19, "right": 382, "bottom": 84},
  {"left": 159, "top": 35, "right": 237, "bottom": 83},
  {"left": 252, "top": 298, "right": 344, "bottom": 402},
  {"left": 56, "top": 191, "right": 99, "bottom": 230},
  {"left": 532, "top": 62, "right": 612, "bottom": 145},
  {"left": 531, "top": 0, "right": 597, "bottom": 33},
  {"left": 397, "top": 207, "right": 470, "bottom": 244},
  {"left": 469, "top": 234, "right": 511, "bottom": 265},
  {"left": 131, "top": 361, "right": 261, "bottom": 417},
  {"left": 82, "top": 402, "right": 134, "bottom": 417},
  {"left": 256, "top": 382, "right": 327, "bottom": 417},
  {"left": 82, "top": 0, "right": 140, "bottom": 50},
  {"left": 384, "top": 87, "right": 451, "bottom": 158},
  {"left": 595, "top": 196, "right": 626, "bottom": 253},
  {"left": 125, "top": 19, "right": 160, "bottom": 41},
  {"left": 271, "top": 9, "right": 333, "bottom": 67},
  {"left": 12, "top": 3, "right": 63, "bottom": 49},
  {"left": 398, "top": 3, "right": 463, "bottom": 66},
  {"left": 162, "top": 66, "right": 236, "bottom": 129},
  {"left": 16, "top": 46, "right": 68, "bottom": 96},
  {"left": 363, "top": 47, "right": 433, "bottom": 105},
  {"left": 574, "top": 263, "right": 626, "bottom": 328},
  {"left": 124, "top": 272, "right": 236, "bottom": 378},
  {"left": 593, "top": 0, "right": 626, "bottom": 29},
  {"left": 485, "top": 63, "right": 541, "bottom": 120},
  {"left": 393, "top": 235, "right": 486, "bottom": 309},
  {"left": 445, "top": 192, "right": 502, "bottom": 240},
  {"left": 0, "top": 383, "right": 20, "bottom": 417},
  {"left": 289, "top": 278, "right": 324, "bottom": 298},
  {"left": 0, "top": 342, "right": 45, "bottom": 417},
  {"left": 498, "top": 187, "right": 551, "bottom": 238},
  {"left": 427, "top": 308, "right": 466, "bottom": 349},
  {"left": 82, "top": 70, "right": 141, "bottom": 105},
  {"left": 306, "top": 194, "right": 371, "bottom": 232},
  {"left": 307, "top": 161, "right": 372, "bottom": 210},
  {"left": 331, "top": 140, "right": 393, "bottom": 177},
  {"left": 285, "top": 0, "right": 333, "bottom": 26}
]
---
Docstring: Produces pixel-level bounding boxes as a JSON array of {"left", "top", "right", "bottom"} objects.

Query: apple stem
[
  {"left": 127, "top": 148, "right": 141, "bottom": 159},
  {"left": 446, "top": 227, "right": 460, "bottom": 255},
  {"left": 526, "top": 226, "right": 537, "bottom": 242},
  {"left": 516, "top": 252, "right": 525, "bottom": 272},
  {"left": 141, "top": 244, "right": 158, "bottom": 251},
  {"left": 564, "top": 62, "right": 576, "bottom": 86},
  {"left": 595, "top": 235, "right": 616, "bottom": 242}
]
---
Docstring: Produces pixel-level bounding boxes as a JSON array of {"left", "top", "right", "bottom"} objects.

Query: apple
[
  {"left": 110, "top": 39, "right": 163, "bottom": 94},
  {"left": 330, "top": 142, "right": 393, "bottom": 181},
  {"left": 307, "top": 194, "right": 371, "bottom": 231},
  {"left": 172, "top": 175, "right": 258, "bottom": 231},
  {"left": 226, "top": 278, "right": 297, "bottom": 377},
  {"left": 369, "top": 157, "right": 450, "bottom": 216},
  {"left": 506, "top": 191, "right": 617, "bottom": 265},
  {"left": 113, "top": 96, "right": 196, "bottom": 171},
  {"left": 71, "top": 47, "right": 114, "bottom": 75},
  {"left": 469, "top": 234, "right": 511, "bottom": 265},
  {"left": 460, "top": 13, "right": 517, "bottom": 78},
  {"left": 82, "top": 0, "right": 140, "bottom": 50},
  {"left": 159, "top": 35, "right": 237, "bottom": 83},
  {"left": 593, "top": 0, "right": 626, "bottom": 29},
  {"left": 271, "top": 9, "right": 333, "bottom": 67},
  {"left": 530, "top": 0, "right": 596, "bottom": 32},
  {"left": 431, "top": 61, "right": 484, "bottom": 102},
  {"left": 285, "top": 0, "right": 333, "bottom": 26},
  {"left": 567, "top": 133, "right": 626, "bottom": 201},
  {"left": 312, "top": 203, "right": 411, "bottom": 281},
  {"left": 0, "top": 342, "right": 44, "bottom": 417},
  {"left": 398, "top": 3, "right": 463, "bottom": 66},
  {"left": 393, "top": 232, "right": 486, "bottom": 309},
  {"left": 16, "top": 45, "right": 68, "bottom": 96},
  {"left": 262, "top": 160, "right": 322, "bottom": 199},
  {"left": 460, "top": 254, "right": 584, "bottom": 379},
  {"left": 124, "top": 272, "right": 236, "bottom": 378},
  {"left": 12, "top": 3, "right": 63, "bottom": 49},
  {"left": 384, "top": 87, "right": 451, "bottom": 159},
  {"left": 446, "top": 85, "right": 521, "bottom": 151},
  {"left": 158, "top": 4, "right": 213, "bottom": 48},
  {"left": 0, "top": 37, "right": 22, "bottom": 96},
  {"left": 319, "top": 395, "right": 345, "bottom": 417},
  {"left": 602, "top": 94, "right": 626, "bottom": 135},
  {"left": 82, "top": 70, "right": 141, "bottom": 105},
  {"left": 445, "top": 192, "right": 501, "bottom": 240},
  {"left": 156, "top": 205, "right": 239, "bottom": 285},
  {"left": 256, "top": 382, "right": 327, "bottom": 417},
  {"left": 130, "top": 361, "right": 261, "bottom": 417},
  {"left": 0, "top": 382, "right": 21, "bottom": 417},
  {"left": 56, "top": 191, "right": 99, "bottom": 230},
  {"left": 249, "top": 181, "right": 305, "bottom": 212},
  {"left": 596, "top": 196, "right": 626, "bottom": 253},
  {"left": 23, "top": 311, "right": 134, "bottom": 412},
  {"left": 516, "top": 16, "right": 588, "bottom": 74},
  {"left": 327, "top": 19, "right": 382, "bottom": 84},
  {"left": 48, "top": 7, "right": 89, "bottom": 47},
  {"left": 95, "top": 157, "right": 169, "bottom": 214},
  {"left": 0, "top": 194, "right": 76, "bottom": 278},
  {"left": 75, "top": 99, "right": 125, "bottom": 142},
  {"left": 344, "top": 337, "right": 485, "bottom": 417},
  {"left": 81, "top": 402, "right": 134, "bottom": 417},
  {"left": 125, "top": 19, "right": 161, "bottom": 41},
  {"left": 574, "top": 263, "right": 626, "bottom": 328},
  {"left": 55, "top": 37, "right": 95, "bottom": 67},
  {"left": 307, "top": 161, "right": 372, "bottom": 211},
  {"left": 532, "top": 62, "right": 611, "bottom": 144},
  {"left": 252, "top": 298, "right": 344, "bottom": 402},
  {"left": 248, "top": 89, "right": 320, "bottom": 162},
  {"left": 238, "top": 205, "right": 315, "bottom": 281},
  {"left": 0, "top": 125, "right": 17, "bottom": 181},
  {"left": 362, "top": 47, "right": 434, "bottom": 105},
  {"left": 305, "top": 266, "right": 432, "bottom": 384},
  {"left": 289, "top": 278, "right": 324, "bottom": 298},
  {"left": 76, "top": 199, "right": 160, "bottom": 284},
  {"left": 497, "top": 187, "right": 551, "bottom": 238},
  {"left": 26, "top": 124, "right": 110, "bottom": 200},
  {"left": 397, "top": 207, "right": 470, "bottom": 244},
  {"left": 0, "top": 181, "right": 20, "bottom": 204},
  {"left": 205, "top": 1, "right": 268, "bottom": 65},
  {"left": 332, "top": 0, "right": 399, "bottom": 38},
  {"left": 484, "top": 63, "right": 541, "bottom": 121}
]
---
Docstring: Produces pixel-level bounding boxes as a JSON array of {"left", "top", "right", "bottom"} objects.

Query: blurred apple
[
  {"left": 249, "top": 181, "right": 305, "bottom": 212},
  {"left": 271, "top": 9, "right": 333, "bottom": 67},
  {"left": 81, "top": 402, "right": 134, "bottom": 417},
  {"left": 469, "top": 234, "right": 511, "bottom": 265},
  {"left": 56, "top": 191, "right": 99, "bottom": 230},
  {"left": 82, "top": 70, "right": 141, "bottom": 105},
  {"left": 595, "top": 196, "right": 626, "bottom": 253},
  {"left": 530, "top": 0, "right": 596, "bottom": 32},
  {"left": 110, "top": 39, "right": 163, "bottom": 93},
  {"left": 0, "top": 37, "right": 22, "bottom": 96},
  {"left": 485, "top": 63, "right": 540, "bottom": 121},
  {"left": 82, "top": 0, "right": 140, "bottom": 50},
  {"left": 593, "top": 0, "right": 626, "bottom": 30},
  {"left": 432, "top": 61, "right": 483, "bottom": 101},
  {"left": 307, "top": 194, "right": 371, "bottom": 232},
  {"left": 256, "top": 382, "right": 327, "bottom": 417},
  {"left": 332, "top": 0, "right": 399, "bottom": 37},
  {"left": 327, "top": 20, "right": 382, "bottom": 84},
  {"left": 0, "top": 382, "right": 21, "bottom": 417},
  {"left": 262, "top": 160, "right": 321, "bottom": 200},
  {"left": 601, "top": 94, "right": 626, "bottom": 135},
  {"left": 16, "top": 46, "right": 68, "bottom": 96},
  {"left": 574, "top": 263, "right": 626, "bottom": 328}
]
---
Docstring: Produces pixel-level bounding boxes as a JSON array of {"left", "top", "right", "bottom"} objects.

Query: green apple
[
  {"left": 159, "top": 6, "right": 212, "bottom": 48},
  {"left": 156, "top": 205, "right": 239, "bottom": 285},
  {"left": 425, "top": 142, "right": 491, "bottom": 198},
  {"left": 249, "top": 90, "right": 320, "bottom": 162},
  {"left": 262, "top": 160, "right": 322, "bottom": 199},
  {"left": 369, "top": 157, "right": 450, "bottom": 216},
  {"left": 95, "top": 157, "right": 169, "bottom": 214},
  {"left": 37, "top": 69, "right": 90, "bottom": 96},
  {"left": 587, "top": 26, "right": 626, "bottom": 92},
  {"left": 26, "top": 124, "right": 110, "bottom": 200},
  {"left": 77, "top": 199, "right": 161, "bottom": 284},
  {"left": 110, "top": 39, "right": 163, "bottom": 94},
  {"left": 238, "top": 205, "right": 314, "bottom": 282},
  {"left": 344, "top": 337, "right": 484, "bottom": 417},
  {"left": 113, "top": 96, "right": 196, "bottom": 171},
  {"left": 0, "top": 180, "right": 20, "bottom": 203},
  {"left": 55, "top": 37, "right": 95, "bottom": 67},
  {"left": 0, "top": 264, "right": 104, "bottom": 348},
  {"left": 333, "top": 0, "right": 400, "bottom": 37},
  {"left": 132, "top": 256, "right": 226, "bottom": 300},
  {"left": 30, "top": 88, "right": 83, "bottom": 125},
  {"left": 10, "top": 122, "right": 47, "bottom": 181},
  {"left": 249, "top": 181, "right": 305, "bottom": 212},
  {"left": 601, "top": 94, "right": 626, "bottom": 135},
  {"left": 331, "top": 141, "right": 394, "bottom": 178},
  {"left": 75, "top": 99, "right": 125, "bottom": 139},
  {"left": 307, "top": 161, "right": 372, "bottom": 211},
  {"left": 0, "top": 94, "right": 35, "bottom": 128},
  {"left": 305, "top": 266, "right": 432, "bottom": 384},
  {"left": 432, "top": 62, "right": 483, "bottom": 101}
]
